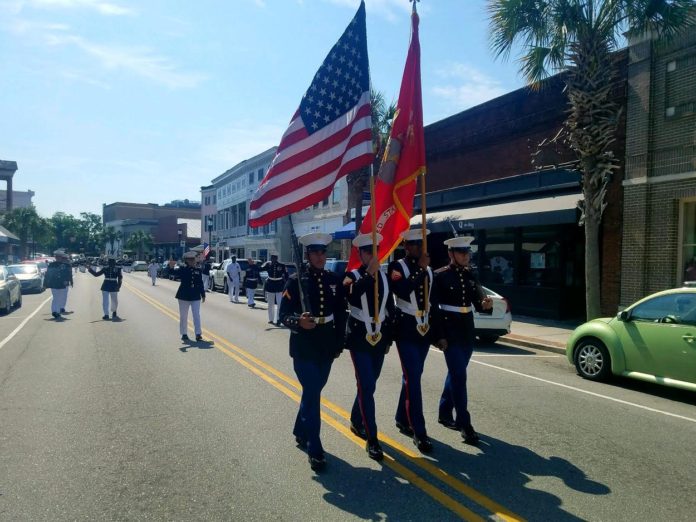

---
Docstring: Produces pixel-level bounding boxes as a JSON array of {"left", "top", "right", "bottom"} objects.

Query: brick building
[
  {"left": 415, "top": 54, "right": 627, "bottom": 319},
  {"left": 621, "top": 30, "right": 696, "bottom": 305}
]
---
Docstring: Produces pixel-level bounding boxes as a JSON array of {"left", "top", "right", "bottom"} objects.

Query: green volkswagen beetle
[{"left": 566, "top": 287, "right": 696, "bottom": 392}]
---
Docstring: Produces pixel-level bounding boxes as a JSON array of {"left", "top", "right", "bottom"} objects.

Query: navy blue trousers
[
  {"left": 349, "top": 350, "right": 385, "bottom": 441},
  {"left": 395, "top": 338, "right": 430, "bottom": 438},
  {"left": 293, "top": 357, "right": 333, "bottom": 459},
  {"left": 438, "top": 341, "right": 475, "bottom": 429}
]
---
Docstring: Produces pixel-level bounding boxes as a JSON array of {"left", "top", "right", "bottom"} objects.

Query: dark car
[{"left": 7, "top": 264, "right": 44, "bottom": 294}]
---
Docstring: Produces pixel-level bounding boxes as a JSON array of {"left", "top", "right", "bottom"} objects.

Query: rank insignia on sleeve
[
  {"left": 282, "top": 290, "right": 291, "bottom": 300},
  {"left": 390, "top": 271, "right": 402, "bottom": 281}
]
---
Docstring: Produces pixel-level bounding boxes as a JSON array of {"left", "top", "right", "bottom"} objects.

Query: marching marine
[
  {"left": 174, "top": 251, "right": 206, "bottom": 342},
  {"left": 388, "top": 229, "right": 437, "bottom": 453},
  {"left": 279, "top": 233, "right": 347, "bottom": 472},
  {"left": 261, "top": 252, "right": 288, "bottom": 325},
  {"left": 343, "top": 233, "right": 395, "bottom": 461},
  {"left": 244, "top": 258, "right": 261, "bottom": 308},
  {"left": 88, "top": 255, "right": 123, "bottom": 320},
  {"left": 44, "top": 249, "right": 73, "bottom": 319},
  {"left": 433, "top": 236, "right": 492, "bottom": 445}
]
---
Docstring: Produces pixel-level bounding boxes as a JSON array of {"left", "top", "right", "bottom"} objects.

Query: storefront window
[
  {"left": 680, "top": 201, "right": 696, "bottom": 283},
  {"left": 480, "top": 228, "right": 514, "bottom": 286},
  {"left": 519, "top": 226, "right": 562, "bottom": 287}
]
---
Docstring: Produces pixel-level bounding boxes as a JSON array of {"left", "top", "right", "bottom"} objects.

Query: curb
[{"left": 496, "top": 334, "right": 567, "bottom": 355}]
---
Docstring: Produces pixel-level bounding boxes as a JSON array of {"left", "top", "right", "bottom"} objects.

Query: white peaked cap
[
  {"left": 444, "top": 236, "right": 475, "bottom": 249},
  {"left": 352, "top": 232, "right": 383, "bottom": 248},
  {"left": 183, "top": 250, "right": 198, "bottom": 259},
  {"left": 299, "top": 232, "right": 332, "bottom": 248},
  {"left": 400, "top": 229, "right": 430, "bottom": 242},
  {"left": 54, "top": 249, "right": 67, "bottom": 256}
]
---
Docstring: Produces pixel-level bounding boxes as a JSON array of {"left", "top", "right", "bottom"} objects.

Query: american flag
[
  {"left": 249, "top": 1, "right": 372, "bottom": 227},
  {"left": 202, "top": 242, "right": 210, "bottom": 258}
]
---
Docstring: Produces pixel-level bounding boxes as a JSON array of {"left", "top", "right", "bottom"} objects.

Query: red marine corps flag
[
  {"left": 348, "top": 2, "right": 425, "bottom": 269},
  {"left": 248, "top": 1, "right": 373, "bottom": 228}
]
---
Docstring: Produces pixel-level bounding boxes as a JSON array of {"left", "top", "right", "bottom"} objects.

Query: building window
[
  {"left": 248, "top": 172, "right": 254, "bottom": 184},
  {"left": 479, "top": 228, "right": 515, "bottom": 286},
  {"left": 681, "top": 201, "right": 696, "bottom": 283},
  {"left": 332, "top": 185, "right": 341, "bottom": 204},
  {"left": 257, "top": 168, "right": 264, "bottom": 181},
  {"left": 238, "top": 202, "right": 247, "bottom": 226},
  {"left": 213, "top": 195, "right": 216, "bottom": 204},
  {"left": 322, "top": 197, "right": 329, "bottom": 207}
]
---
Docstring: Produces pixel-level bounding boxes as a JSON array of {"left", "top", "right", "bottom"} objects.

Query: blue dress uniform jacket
[
  {"left": 44, "top": 261, "right": 73, "bottom": 289},
  {"left": 88, "top": 265, "right": 123, "bottom": 292},
  {"left": 279, "top": 267, "right": 347, "bottom": 361},
  {"left": 175, "top": 266, "right": 205, "bottom": 301},
  {"left": 261, "top": 261, "right": 288, "bottom": 293},
  {"left": 344, "top": 266, "right": 395, "bottom": 353},
  {"left": 244, "top": 264, "right": 261, "bottom": 290}
]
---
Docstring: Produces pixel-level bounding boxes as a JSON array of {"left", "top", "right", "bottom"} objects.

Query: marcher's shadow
[
  {"left": 179, "top": 339, "right": 215, "bottom": 353},
  {"left": 311, "top": 453, "right": 455, "bottom": 520},
  {"left": 424, "top": 434, "right": 610, "bottom": 521},
  {"left": 44, "top": 317, "right": 70, "bottom": 322},
  {"left": 111, "top": 317, "right": 126, "bottom": 323}
]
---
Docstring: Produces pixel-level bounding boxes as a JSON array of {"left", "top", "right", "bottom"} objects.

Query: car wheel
[
  {"left": 15, "top": 293, "right": 22, "bottom": 308},
  {"left": 478, "top": 335, "right": 499, "bottom": 344},
  {"left": 3, "top": 295, "right": 11, "bottom": 315},
  {"left": 574, "top": 338, "right": 612, "bottom": 381},
  {"left": 223, "top": 279, "right": 228, "bottom": 294}
]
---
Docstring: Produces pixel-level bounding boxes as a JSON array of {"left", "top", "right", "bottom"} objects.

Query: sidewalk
[{"left": 500, "top": 315, "right": 582, "bottom": 354}]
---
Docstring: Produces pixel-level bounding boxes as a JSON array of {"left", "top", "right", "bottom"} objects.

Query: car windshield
[{"left": 8, "top": 265, "right": 38, "bottom": 275}]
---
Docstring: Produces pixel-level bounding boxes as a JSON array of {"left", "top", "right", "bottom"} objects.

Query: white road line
[
  {"left": 472, "top": 359, "right": 696, "bottom": 424},
  {"left": 471, "top": 354, "right": 561, "bottom": 358},
  {"left": 0, "top": 296, "right": 51, "bottom": 351}
]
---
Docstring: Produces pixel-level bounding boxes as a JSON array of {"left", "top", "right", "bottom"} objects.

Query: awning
[
  {"left": 332, "top": 221, "right": 357, "bottom": 240},
  {"left": 411, "top": 193, "right": 582, "bottom": 232},
  {"left": 0, "top": 225, "right": 20, "bottom": 244}
]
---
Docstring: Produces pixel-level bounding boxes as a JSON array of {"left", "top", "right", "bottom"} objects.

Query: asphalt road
[{"left": 1, "top": 272, "right": 695, "bottom": 521}]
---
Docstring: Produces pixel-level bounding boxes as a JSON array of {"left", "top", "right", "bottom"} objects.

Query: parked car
[
  {"left": 474, "top": 286, "right": 512, "bottom": 343},
  {"left": 0, "top": 265, "right": 22, "bottom": 313},
  {"left": 131, "top": 261, "right": 148, "bottom": 272},
  {"left": 566, "top": 286, "right": 696, "bottom": 392},
  {"left": 212, "top": 259, "right": 260, "bottom": 293},
  {"left": 7, "top": 264, "right": 44, "bottom": 294},
  {"left": 22, "top": 260, "right": 49, "bottom": 275},
  {"left": 325, "top": 259, "right": 348, "bottom": 279}
]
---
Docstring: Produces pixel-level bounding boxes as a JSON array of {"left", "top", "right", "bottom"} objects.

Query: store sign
[{"left": 456, "top": 221, "right": 475, "bottom": 230}]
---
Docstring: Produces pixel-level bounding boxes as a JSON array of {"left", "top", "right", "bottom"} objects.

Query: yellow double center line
[{"left": 124, "top": 281, "right": 524, "bottom": 521}]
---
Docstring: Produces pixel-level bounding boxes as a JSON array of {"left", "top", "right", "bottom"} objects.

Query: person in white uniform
[
  {"left": 226, "top": 255, "right": 242, "bottom": 303},
  {"left": 147, "top": 259, "right": 159, "bottom": 285}
]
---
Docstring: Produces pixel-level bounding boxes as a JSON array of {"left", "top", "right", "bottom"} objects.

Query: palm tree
[
  {"left": 1, "top": 206, "right": 43, "bottom": 258},
  {"left": 125, "top": 230, "right": 153, "bottom": 260},
  {"left": 103, "top": 226, "right": 119, "bottom": 256},
  {"left": 346, "top": 89, "right": 397, "bottom": 231},
  {"left": 488, "top": 0, "right": 695, "bottom": 319}
]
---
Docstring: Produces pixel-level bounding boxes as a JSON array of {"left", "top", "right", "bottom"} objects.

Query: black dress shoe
[
  {"left": 181, "top": 334, "right": 189, "bottom": 342},
  {"left": 196, "top": 334, "right": 203, "bottom": 341},
  {"left": 102, "top": 315, "right": 109, "bottom": 320},
  {"left": 52, "top": 312, "right": 60, "bottom": 319},
  {"left": 366, "top": 440, "right": 384, "bottom": 461},
  {"left": 308, "top": 454, "right": 326, "bottom": 471},
  {"left": 413, "top": 435, "right": 433, "bottom": 453},
  {"left": 350, "top": 423, "right": 368, "bottom": 440},
  {"left": 462, "top": 426, "right": 480, "bottom": 445},
  {"left": 438, "top": 418, "right": 458, "bottom": 430},
  {"left": 395, "top": 422, "right": 414, "bottom": 437},
  {"left": 112, "top": 312, "right": 118, "bottom": 319},
  {"left": 275, "top": 321, "right": 282, "bottom": 327},
  {"left": 295, "top": 436, "right": 307, "bottom": 449},
  {"left": 60, "top": 308, "right": 66, "bottom": 313},
  {"left": 268, "top": 320, "right": 274, "bottom": 324}
]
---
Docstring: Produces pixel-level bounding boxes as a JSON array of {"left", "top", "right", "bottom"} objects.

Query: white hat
[
  {"left": 183, "top": 250, "right": 198, "bottom": 259},
  {"left": 352, "top": 232, "right": 383, "bottom": 249},
  {"left": 400, "top": 229, "right": 430, "bottom": 242},
  {"left": 269, "top": 251, "right": 279, "bottom": 257},
  {"left": 299, "top": 233, "right": 332, "bottom": 251},
  {"left": 444, "top": 236, "right": 475, "bottom": 250},
  {"left": 53, "top": 249, "right": 67, "bottom": 257}
]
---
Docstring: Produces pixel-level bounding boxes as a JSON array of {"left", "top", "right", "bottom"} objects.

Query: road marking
[
  {"left": 124, "top": 281, "right": 524, "bottom": 522},
  {"left": 471, "top": 355, "right": 561, "bottom": 358},
  {"left": 472, "top": 360, "right": 696, "bottom": 425},
  {"left": 0, "top": 296, "right": 51, "bottom": 351}
]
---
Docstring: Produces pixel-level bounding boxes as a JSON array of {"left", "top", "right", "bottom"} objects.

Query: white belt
[
  {"left": 105, "top": 277, "right": 118, "bottom": 281},
  {"left": 267, "top": 277, "right": 284, "bottom": 281},
  {"left": 314, "top": 314, "right": 334, "bottom": 325},
  {"left": 350, "top": 306, "right": 385, "bottom": 323},
  {"left": 246, "top": 278, "right": 258, "bottom": 281},
  {"left": 439, "top": 304, "right": 472, "bottom": 314},
  {"left": 395, "top": 297, "right": 428, "bottom": 317}
]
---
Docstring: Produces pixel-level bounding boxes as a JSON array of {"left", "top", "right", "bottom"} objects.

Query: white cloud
[
  {"left": 44, "top": 33, "right": 206, "bottom": 89},
  {"left": 431, "top": 62, "right": 507, "bottom": 110},
  {"left": 198, "top": 122, "right": 285, "bottom": 168},
  {"left": 23, "top": 0, "right": 134, "bottom": 16}
]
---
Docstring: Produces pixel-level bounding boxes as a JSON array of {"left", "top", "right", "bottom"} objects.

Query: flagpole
[
  {"left": 369, "top": 164, "right": 379, "bottom": 325},
  {"left": 288, "top": 214, "right": 307, "bottom": 314}
]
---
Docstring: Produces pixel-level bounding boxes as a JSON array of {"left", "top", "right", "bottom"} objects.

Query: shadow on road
[
  {"left": 179, "top": 339, "right": 215, "bottom": 353},
  {"left": 311, "top": 452, "right": 453, "bottom": 520},
  {"left": 421, "top": 434, "right": 610, "bottom": 521},
  {"left": 473, "top": 343, "right": 539, "bottom": 356}
]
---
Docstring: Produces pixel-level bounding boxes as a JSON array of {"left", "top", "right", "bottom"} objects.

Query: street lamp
[{"left": 177, "top": 229, "right": 183, "bottom": 259}]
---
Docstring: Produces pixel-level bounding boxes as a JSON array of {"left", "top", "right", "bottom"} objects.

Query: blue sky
[{"left": 0, "top": 0, "right": 525, "bottom": 218}]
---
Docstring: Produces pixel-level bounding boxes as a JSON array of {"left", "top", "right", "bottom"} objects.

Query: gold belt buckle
[{"left": 316, "top": 317, "right": 325, "bottom": 325}]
